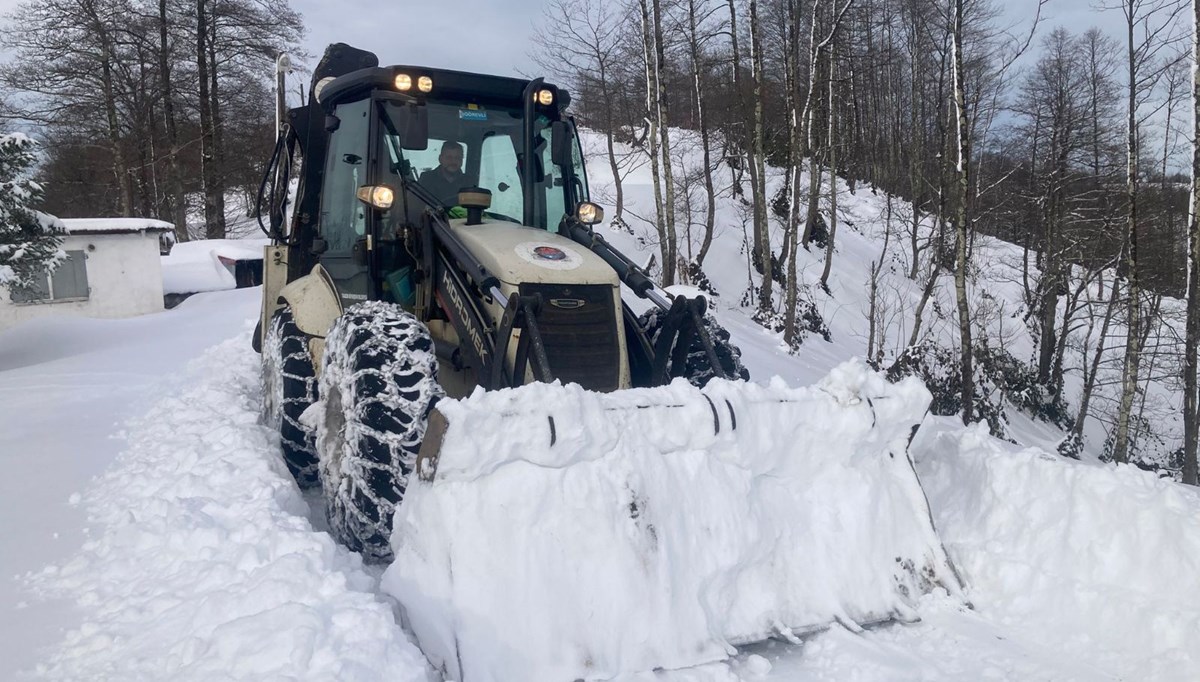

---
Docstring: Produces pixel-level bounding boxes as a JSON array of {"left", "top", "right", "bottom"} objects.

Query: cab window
[
  {"left": 479, "top": 134, "right": 522, "bottom": 222},
  {"left": 319, "top": 98, "right": 370, "bottom": 254}
]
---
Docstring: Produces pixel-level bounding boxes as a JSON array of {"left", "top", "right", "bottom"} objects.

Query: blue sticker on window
[{"left": 459, "top": 109, "right": 488, "bottom": 121}]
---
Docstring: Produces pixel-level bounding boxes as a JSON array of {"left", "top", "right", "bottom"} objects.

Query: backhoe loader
[{"left": 255, "top": 43, "right": 960, "bottom": 680}]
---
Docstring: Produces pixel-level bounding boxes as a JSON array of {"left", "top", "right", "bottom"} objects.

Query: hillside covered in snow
[
  {"left": 1, "top": 130, "right": 1198, "bottom": 680},
  {"left": 582, "top": 128, "right": 1187, "bottom": 469}
]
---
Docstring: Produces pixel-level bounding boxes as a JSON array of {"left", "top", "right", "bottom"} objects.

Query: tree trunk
[
  {"left": 1069, "top": 276, "right": 1121, "bottom": 448},
  {"left": 907, "top": 27, "right": 923, "bottom": 282},
  {"left": 196, "top": 0, "right": 223, "bottom": 239},
  {"left": 1183, "top": 0, "right": 1200, "bottom": 485},
  {"left": 652, "top": 0, "right": 679, "bottom": 283},
  {"left": 88, "top": 0, "right": 133, "bottom": 215},
  {"left": 908, "top": 263, "right": 939, "bottom": 347},
  {"left": 951, "top": 0, "right": 974, "bottom": 425},
  {"left": 1113, "top": 3, "right": 1142, "bottom": 464},
  {"left": 688, "top": 0, "right": 716, "bottom": 266},
  {"left": 159, "top": 0, "right": 189, "bottom": 242},
  {"left": 820, "top": 46, "right": 839, "bottom": 290},
  {"left": 599, "top": 59, "right": 624, "bottom": 227},
  {"left": 639, "top": 0, "right": 669, "bottom": 283},
  {"left": 750, "top": 0, "right": 772, "bottom": 311},
  {"left": 783, "top": 0, "right": 804, "bottom": 346},
  {"left": 206, "top": 9, "right": 227, "bottom": 236}
]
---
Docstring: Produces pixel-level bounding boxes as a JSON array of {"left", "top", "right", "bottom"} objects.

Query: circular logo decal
[
  {"left": 534, "top": 246, "right": 567, "bottom": 261},
  {"left": 515, "top": 242, "right": 583, "bottom": 270}
]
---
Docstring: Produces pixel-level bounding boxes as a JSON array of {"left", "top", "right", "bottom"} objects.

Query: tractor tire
[
  {"left": 639, "top": 307, "right": 751, "bottom": 387},
  {"left": 316, "top": 301, "right": 443, "bottom": 562},
  {"left": 262, "top": 305, "right": 320, "bottom": 487}
]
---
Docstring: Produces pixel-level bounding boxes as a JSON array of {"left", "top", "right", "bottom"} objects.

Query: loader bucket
[{"left": 382, "top": 360, "right": 961, "bottom": 681}]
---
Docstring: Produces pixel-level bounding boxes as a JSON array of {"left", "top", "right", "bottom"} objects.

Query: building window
[{"left": 11, "top": 250, "right": 90, "bottom": 304}]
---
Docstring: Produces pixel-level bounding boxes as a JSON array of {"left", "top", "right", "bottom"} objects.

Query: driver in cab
[{"left": 418, "top": 140, "right": 468, "bottom": 211}]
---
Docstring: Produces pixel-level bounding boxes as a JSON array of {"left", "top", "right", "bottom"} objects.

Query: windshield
[{"left": 381, "top": 99, "right": 583, "bottom": 230}]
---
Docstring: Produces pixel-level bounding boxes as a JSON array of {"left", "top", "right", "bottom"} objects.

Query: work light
[
  {"left": 357, "top": 185, "right": 395, "bottom": 209},
  {"left": 576, "top": 201, "right": 603, "bottom": 225}
]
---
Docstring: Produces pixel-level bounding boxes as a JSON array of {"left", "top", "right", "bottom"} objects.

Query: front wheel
[
  {"left": 315, "top": 301, "right": 443, "bottom": 562},
  {"left": 261, "top": 305, "right": 319, "bottom": 487}
]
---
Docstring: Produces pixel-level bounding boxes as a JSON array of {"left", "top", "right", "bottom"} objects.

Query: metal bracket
[
  {"left": 648, "top": 295, "right": 727, "bottom": 385},
  {"left": 492, "top": 294, "right": 555, "bottom": 388}
]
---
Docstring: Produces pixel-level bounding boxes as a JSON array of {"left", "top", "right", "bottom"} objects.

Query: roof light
[
  {"left": 394, "top": 73, "right": 412, "bottom": 91},
  {"left": 536, "top": 88, "right": 554, "bottom": 106},
  {"left": 418, "top": 76, "right": 433, "bottom": 93},
  {"left": 356, "top": 185, "right": 395, "bottom": 210},
  {"left": 313, "top": 76, "right": 335, "bottom": 102}
]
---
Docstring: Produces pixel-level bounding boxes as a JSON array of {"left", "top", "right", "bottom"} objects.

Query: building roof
[{"left": 61, "top": 218, "right": 174, "bottom": 235}]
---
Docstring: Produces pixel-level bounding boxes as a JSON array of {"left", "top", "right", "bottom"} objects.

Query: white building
[{"left": 0, "top": 218, "right": 173, "bottom": 330}]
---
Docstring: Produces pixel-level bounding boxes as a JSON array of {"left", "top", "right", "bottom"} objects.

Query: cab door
[{"left": 316, "top": 96, "right": 374, "bottom": 306}]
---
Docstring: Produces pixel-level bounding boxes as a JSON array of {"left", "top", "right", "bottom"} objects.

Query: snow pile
[
  {"left": 27, "top": 332, "right": 431, "bottom": 681},
  {"left": 161, "top": 238, "right": 267, "bottom": 294},
  {"left": 914, "top": 422, "right": 1200, "bottom": 680},
  {"left": 384, "top": 360, "right": 960, "bottom": 680}
]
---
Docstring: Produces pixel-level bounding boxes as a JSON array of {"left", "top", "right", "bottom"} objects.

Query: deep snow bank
[
  {"left": 914, "top": 422, "right": 1200, "bottom": 681},
  {"left": 27, "top": 333, "right": 431, "bottom": 681},
  {"left": 383, "top": 361, "right": 961, "bottom": 681}
]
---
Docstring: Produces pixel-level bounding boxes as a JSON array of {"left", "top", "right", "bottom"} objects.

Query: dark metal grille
[{"left": 520, "top": 283, "right": 620, "bottom": 392}]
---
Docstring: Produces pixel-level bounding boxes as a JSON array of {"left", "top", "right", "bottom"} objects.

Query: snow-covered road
[
  {"left": 0, "top": 289, "right": 260, "bottom": 678},
  {"left": 4, "top": 287, "right": 1198, "bottom": 680}
]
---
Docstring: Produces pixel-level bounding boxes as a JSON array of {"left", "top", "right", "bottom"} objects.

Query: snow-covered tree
[{"left": 0, "top": 133, "right": 63, "bottom": 292}]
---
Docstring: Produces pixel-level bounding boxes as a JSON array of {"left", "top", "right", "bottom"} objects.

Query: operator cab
[{"left": 308, "top": 63, "right": 592, "bottom": 307}]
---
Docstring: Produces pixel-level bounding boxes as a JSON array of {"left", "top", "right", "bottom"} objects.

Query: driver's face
[{"left": 440, "top": 147, "right": 463, "bottom": 174}]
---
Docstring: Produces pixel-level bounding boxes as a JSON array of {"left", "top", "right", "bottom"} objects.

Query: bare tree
[
  {"left": 950, "top": 0, "right": 975, "bottom": 423},
  {"left": 1184, "top": 0, "right": 1200, "bottom": 484},
  {"left": 749, "top": 0, "right": 772, "bottom": 311},
  {"left": 532, "top": 0, "right": 631, "bottom": 227},
  {"left": 1110, "top": 0, "right": 1186, "bottom": 464}
]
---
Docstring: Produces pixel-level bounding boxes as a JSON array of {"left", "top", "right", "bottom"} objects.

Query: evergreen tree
[{"left": 0, "top": 133, "right": 63, "bottom": 292}]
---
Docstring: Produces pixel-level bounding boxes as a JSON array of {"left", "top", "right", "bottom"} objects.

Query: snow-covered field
[
  {"left": 2, "top": 128, "right": 1199, "bottom": 680},
  {"left": 5, "top": 286, "right": 1196, "bottom": 680}
]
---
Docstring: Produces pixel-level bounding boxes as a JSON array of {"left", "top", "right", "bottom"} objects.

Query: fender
[{"left": 277, "top": 265, "right": 344, "bottom": 373}]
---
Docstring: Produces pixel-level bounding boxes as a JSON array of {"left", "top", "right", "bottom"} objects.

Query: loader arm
[{"left": 424, "top": 230, "right": 555, "bottom": 389}]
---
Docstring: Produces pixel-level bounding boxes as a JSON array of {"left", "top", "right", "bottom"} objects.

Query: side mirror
[
  {"left": 397, "top": 104, "right": 428, "bottom": 150},
  {"left": 575, "top": 201, "right": 604, "bottom": 225},
  {"left": 551, "top": 120, "right": 573, "bottom": 167}
]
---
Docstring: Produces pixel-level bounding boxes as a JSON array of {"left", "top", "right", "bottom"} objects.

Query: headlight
[
  {"left": 418, "top": 76, "right": 433, "bottom": 93},
  {"left": 536, "top": 88, "right": 554, "bottom": 106},
  {"left": 356, "top": 185, "right": 395, "bottom": 209},
  {"left": 394, "top": 73, "right": 412, "bottom": 91},
  {"left": 576, "top": 201, "right": 603, "bottom": 225}
]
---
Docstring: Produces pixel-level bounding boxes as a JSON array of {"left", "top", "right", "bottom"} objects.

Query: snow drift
[
  {"left": 383, "top": 360, "right": 962, "bottom": 681},
  {"left": 915, "top": 422, "right": 1200, "bottom": 680},
  {"left": 26, "top": 332, "right": 432, "bottom": 681}
]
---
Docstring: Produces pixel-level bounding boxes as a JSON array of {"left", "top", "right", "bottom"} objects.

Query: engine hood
[{"left": 446, "top": 219, "right": 619, "bottom": 288}]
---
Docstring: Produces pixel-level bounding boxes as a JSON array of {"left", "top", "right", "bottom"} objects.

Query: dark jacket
[{"left": 418, "top": 168, "right": 468, "bottom": 207}]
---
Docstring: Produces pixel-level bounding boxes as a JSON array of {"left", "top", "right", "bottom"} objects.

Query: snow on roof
[
  {"left": 61, "top": 218, "right": 174, "bottom": 235},
  {"left": 167, "top": 238, "right": 265, "bottom": 262},
  {"left": 161, "top": 238, "right": 268, "bottom": 295}
]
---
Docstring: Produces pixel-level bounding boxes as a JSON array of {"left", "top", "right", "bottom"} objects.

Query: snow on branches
[{"left": 0, "top": 133, "right": 63, "bottom": 291}]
